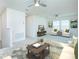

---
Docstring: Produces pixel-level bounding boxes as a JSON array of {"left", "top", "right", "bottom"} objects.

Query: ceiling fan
[{"left": 28, "top": 0, "right": 47, "bottom": 7}]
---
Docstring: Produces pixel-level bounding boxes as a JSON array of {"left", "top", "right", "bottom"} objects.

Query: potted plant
[
  {"left": 54, "top": 29, "right": 57, "bottom": 32},
  {"left": 65, "top": 29, "right": 69, "bottom": 33}
]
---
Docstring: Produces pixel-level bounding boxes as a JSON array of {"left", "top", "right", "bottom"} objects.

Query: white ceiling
[{"left": 0, "top": 0, "right": 78, "bottom": 16}]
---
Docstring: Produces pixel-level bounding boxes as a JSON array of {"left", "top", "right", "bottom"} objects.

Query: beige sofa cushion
[
  {"left": 59, "top": 46, "right": 75, "bottom": 59},
  {"left": 69, "top": 36, "right": 78, "bottom": 48}
]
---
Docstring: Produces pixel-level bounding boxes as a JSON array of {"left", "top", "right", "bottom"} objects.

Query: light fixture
[
  {"left": 35, "top": 2, "right": 40, "bottom": 7},
  {"left": 3, "top": 56, "right": 12, "bottom": 59}
]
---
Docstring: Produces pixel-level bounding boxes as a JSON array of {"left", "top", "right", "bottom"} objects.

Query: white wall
[
  {"left": 26, "top": 13, "right": 78, "bottom": 38},
  {"left": 0, "top": 16, "right": 2, "bottom": 40},
  {"left": 26, "top": 15, "right": 48, "bottom": 38},
  {"left": 48, "top": 13, "right": 78, "bottom": 37},
  {"left": 1, "top": 10, "right": 7, "bottom": 48},
  {"left": 0, "top": 8, "right": 26, "bottom": 48},
  {"left": 0, "top": 9, "right": 13, "bottom": 48},
  {"left": 0, "top": 15, "right": 2, "bottom": 48},
  {"left": 7, "top": 8, "right": 25, "bottom": 43}
]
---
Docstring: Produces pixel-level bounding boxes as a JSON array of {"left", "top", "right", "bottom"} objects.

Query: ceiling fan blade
[
  {"left": 40, "top": 3, "right": 47, "bottom": 7},
  {"left": 28, "top": 0, "right": 37, "bottom": 7},
  {"left": 27, "top": 4, "right": 33, "bottom": 7}
]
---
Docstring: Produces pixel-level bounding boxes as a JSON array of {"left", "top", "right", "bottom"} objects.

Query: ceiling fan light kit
[
  {"left": 35, "top": 2, "right": 40, "bottom": 7},
  {"left": 27, "top": 0, "right": 47, "bottom": 7}
]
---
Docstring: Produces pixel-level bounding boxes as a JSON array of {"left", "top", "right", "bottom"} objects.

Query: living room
[{"left": 0, "top": 0, "right": 78, "bottom": 59}]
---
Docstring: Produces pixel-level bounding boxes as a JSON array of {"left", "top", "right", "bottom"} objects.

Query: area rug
[
  {"left": 45, "top": 46, "right": 63, "bottom": 59},
  {"left": 12, "top": 45, "right": 63, "bottom": 59}
]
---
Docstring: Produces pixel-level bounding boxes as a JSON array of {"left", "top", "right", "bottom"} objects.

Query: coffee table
[{"left": 27, "top": 43, "right": 50, "bottom": 59}]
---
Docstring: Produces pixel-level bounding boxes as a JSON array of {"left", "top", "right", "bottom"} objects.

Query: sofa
[
  {"left": 48, "top": 28, "right": 70, "bottom": 37},
  {"left": 59, "top": 35, "right": 78, "bottom": 59},
  {"left": 74, "top": 42, "right": 78, "bottom": 59},
  {"left": 38, "top": 38, "right": 77, "bottom": 59},
  {"left": 59, "top": 45, "right": 75, "bottom": 59}
]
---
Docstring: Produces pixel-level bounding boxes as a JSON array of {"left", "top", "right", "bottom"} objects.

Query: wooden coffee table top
[{"left": 27, "top": 43, "right": 49, "bottom": 54}]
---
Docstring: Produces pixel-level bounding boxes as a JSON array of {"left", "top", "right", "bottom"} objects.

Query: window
[
  {"left": 53, "top": 20, "right": 70, "bottom": 32},
  {"left": 53, "top": 20, "right": 60, "bottom": 31},
  {"left": 61, "top": 20, "right": 70, "bottom": 31}
]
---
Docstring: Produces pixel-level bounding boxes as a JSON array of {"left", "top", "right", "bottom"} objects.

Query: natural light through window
[{"left": 53, "top": 20, "right": 70, "bottom": 31}]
